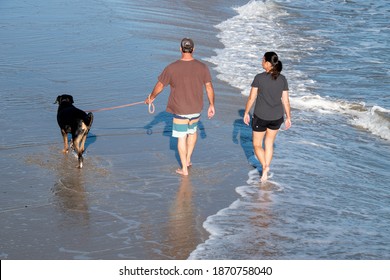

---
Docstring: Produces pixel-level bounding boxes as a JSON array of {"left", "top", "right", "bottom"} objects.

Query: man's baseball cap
[{"left": 181, "top": 38, "right": 194, "bottom": 52}]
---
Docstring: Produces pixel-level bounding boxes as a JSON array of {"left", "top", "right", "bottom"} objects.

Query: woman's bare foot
[
  {"left": 261, "top": 166, "right": 269, "bottom": 183},
  {"left": 176, "top": 168, "right": 189, "bottom": 176}
]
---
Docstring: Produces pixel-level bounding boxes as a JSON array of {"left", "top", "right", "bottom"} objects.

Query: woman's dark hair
[{"left": 264, "top": 51, "right": 282, "bottom": 80}]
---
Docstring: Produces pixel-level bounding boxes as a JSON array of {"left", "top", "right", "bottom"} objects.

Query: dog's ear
[
  {"left": 69, "top": 95, "right": 74, "bottom": 104},
  {"left": 54, "top": 95, "right": 61, "bottom": 104}
]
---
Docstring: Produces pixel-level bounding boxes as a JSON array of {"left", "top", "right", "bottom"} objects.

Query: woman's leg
[
  {"left": 262, "top": 128, "right": 279, "bottom": 182},
  {"left": 252, "top": 130, "right": 266, "bottom": 176}
]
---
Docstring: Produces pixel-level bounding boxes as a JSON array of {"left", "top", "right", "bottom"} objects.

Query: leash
[{"left": 87, "top": 95, "right": 155, "bottom": 114}]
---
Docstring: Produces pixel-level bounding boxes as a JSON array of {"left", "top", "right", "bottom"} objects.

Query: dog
[{"left": 55, "top": 94, "right": 94, "bottom": 168}]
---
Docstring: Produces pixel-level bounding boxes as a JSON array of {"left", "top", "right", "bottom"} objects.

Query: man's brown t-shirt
[{"left": 158, "top": 59, "right": 212, "bottom": 115}]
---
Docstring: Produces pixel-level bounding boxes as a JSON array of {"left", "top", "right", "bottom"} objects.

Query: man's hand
[{"left": 208, "top": 104, "right": 215, "bottom": 119}]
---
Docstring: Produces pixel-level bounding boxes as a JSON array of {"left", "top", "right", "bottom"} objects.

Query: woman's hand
[
  {"left": 243, "top": 113, "right": 251, "bottom": 126},
  {"left": 284, "top": 118, "right": 291, "bottom": 130}
]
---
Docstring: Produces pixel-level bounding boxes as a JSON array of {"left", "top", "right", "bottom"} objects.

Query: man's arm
[
  {"left": 205, "top": 82, "right": 215, "bottom": 119},
  {"left": 145, "top": 81, "right": 164, "bottom": 104}
]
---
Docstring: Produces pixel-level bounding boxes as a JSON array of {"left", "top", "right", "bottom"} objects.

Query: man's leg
[
  {"left": 186, "top": 132, "right": 197, "bottom": 167},
  {"left": 177, "top": 135, "right": 189, "bottom": 175},
  {"left": 186, "top": 117, "right": 199, "bottom": 166},
  {"left": 173, "top": 115, "right": 200, "bottom": 176},
  {"left": 173, "top": 117, "right": 191, "bottom": 176}
]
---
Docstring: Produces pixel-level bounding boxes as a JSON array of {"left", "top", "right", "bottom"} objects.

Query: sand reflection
[
  {"left": 164, "top": 176, "right": 197, "bottom": 259},
  {"left": 52, "top": 156, "right": 90, "bottom": 225},
  {"left": 252, "top": 180, "right": 281, "bottom": 258}
]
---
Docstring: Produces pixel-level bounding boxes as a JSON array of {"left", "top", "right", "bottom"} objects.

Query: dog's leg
[
  {"left": 79, "top": 129, "right": 90, "bottom": 169},
  {"left": 61, "top": 129, "right": 69, "bottom": 153},
  {"left": 79, "top": 129, "right": 88, "bottom": 155},
  {"left": 69, "top": 139, "right": 74, "bottom": 151},
  {"left": 81, "top": 113, "right": 94, "bottom": 157},
  {"left": 74, "top": 122, "right": 88, "bottom": 168},
  {"left": 72, "top": 136, "right": 83, "bottom": 168},
  {"left": 78, "top": 112, "right": 93, "bottom": 156},
  {"left": 78, "top": 131, "right": 91, "bottom": 169},
  {"left": 78, "top": 154, "right": 84, "bottom": 169}
]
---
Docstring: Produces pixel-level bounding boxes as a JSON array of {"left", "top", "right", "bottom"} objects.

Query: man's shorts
[
  {"left": 252, "top": 114, "right": 284, "bottom": 132},
  {"left": 172, "top": 113, "right": 201, "bottom": 138}
]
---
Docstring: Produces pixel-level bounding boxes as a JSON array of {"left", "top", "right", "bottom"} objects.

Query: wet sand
[{"left": 0, "top": 92, "right": 250, "bottom": 259}]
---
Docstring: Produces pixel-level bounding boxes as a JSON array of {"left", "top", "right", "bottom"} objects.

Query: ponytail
[{"left": 264, "top": 52, "right": 282, "bottom": 80}]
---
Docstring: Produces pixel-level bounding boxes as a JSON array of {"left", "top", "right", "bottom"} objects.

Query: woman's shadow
[
  {"left": 232, "top": 109, "right": 262, "bottom": 172},
  {"left": 144, "top": 111, "right": 207, "bottom": 165}
]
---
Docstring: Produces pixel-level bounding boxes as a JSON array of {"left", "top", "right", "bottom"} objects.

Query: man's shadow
[
  {"left": 144, "top": 111, "right": 207, "bottom": 165},
  {"left": 232, "top": 109, "right": 262, "bottom": 172}
]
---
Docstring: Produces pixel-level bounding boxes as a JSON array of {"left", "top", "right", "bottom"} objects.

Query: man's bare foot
[
  {"left": 176, "top": 168, "right": 189, "bottom": 176},
  {"left": 261, "top": 166, "right": 269, "bottom": 183}
]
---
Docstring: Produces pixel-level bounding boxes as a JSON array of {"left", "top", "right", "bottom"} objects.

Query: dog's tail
[{"left": 85, "top": 112, "right": 94, "bottom": 130}]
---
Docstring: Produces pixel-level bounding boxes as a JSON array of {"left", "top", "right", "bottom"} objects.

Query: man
[{"left": 145, "top": 38, "right": 215, "bottom": 176}]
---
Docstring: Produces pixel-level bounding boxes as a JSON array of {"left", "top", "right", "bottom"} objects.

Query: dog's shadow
[{"left": 144, "top": 111, "right": 207, "bottom": 165}]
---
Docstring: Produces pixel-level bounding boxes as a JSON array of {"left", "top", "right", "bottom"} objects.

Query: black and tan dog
[{"left": 55, "top": 94, "right": 94, "bottom": 168}]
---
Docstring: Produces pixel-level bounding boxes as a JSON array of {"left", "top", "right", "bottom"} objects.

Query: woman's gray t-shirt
[{"left": 251, "top": 72, "right": 289, "bottom": 120}]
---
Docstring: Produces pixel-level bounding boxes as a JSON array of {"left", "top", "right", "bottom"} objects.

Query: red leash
[{"left": 87, "top": 97, "right": 155, "bottom": 114}]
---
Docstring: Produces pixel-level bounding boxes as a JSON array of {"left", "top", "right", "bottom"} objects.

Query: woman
[{"left": 243, "top": 51, "right": 291, "bottom": 182}]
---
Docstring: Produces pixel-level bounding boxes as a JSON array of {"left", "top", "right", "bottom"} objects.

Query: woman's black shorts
[{"left": 252, "top": 115, "right": 284, "bottom": 132}]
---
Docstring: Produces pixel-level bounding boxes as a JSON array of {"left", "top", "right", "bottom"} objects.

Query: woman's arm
[
  {"left": 281, "top": 90, "right": 291, "bottom": 129},
  {"left": 243, "top": 87, "right": 258, "bottom": 125}
]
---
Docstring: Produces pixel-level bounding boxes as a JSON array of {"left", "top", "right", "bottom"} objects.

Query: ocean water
[
  {"left": 190, "top": 0, "right": 390, "bottom": 259},
  {"left": 1, "top": 0, "right": 389, "bottom": 260}
]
